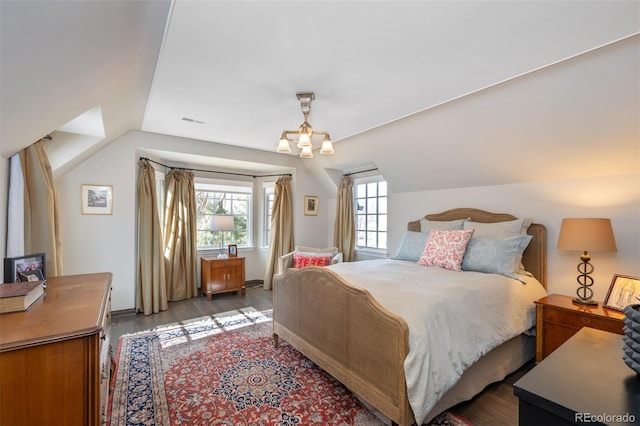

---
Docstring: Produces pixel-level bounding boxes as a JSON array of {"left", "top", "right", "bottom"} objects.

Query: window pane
[
  {"left": 357, "top": 214, "right": 367, "bottom": 231},
  {"left": 378, "top": 181, "right": 387, "bottom": 196},
  {"left": 356, "top": 200, "right": 366, "bottom": 213},
  {"left": 378, "top": 214, "right": 387, "bottom": 231},
  {"left": 367, "top": 215, "right": 377, "bottom": 231},
  {"left": 367, "top": 182, "right": 377, "bottom": 197},
  {"left": 357, "top": 231, "right": 367, "bottom": 246},
  {"left": 367, "top": 232, "right": 377, "bottom": 247},
  {"left": 378, "top": 197, "right": 387, "bottom": 214},
  {"left": 356, "top": 183, "right": 367, "bottom": 196},
  {"left": 367, "top": 198, "right": 377, "bottom": 214}
]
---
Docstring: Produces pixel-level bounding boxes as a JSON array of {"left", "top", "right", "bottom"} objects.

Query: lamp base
[
  {"left": 572, "top": 297, "right": 598, "bottom": 306},
  {"left": 218, "top": 253, "right": 228, "bottom": 259}
]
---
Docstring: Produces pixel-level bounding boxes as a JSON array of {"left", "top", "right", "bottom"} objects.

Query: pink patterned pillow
[
  {"left": 417, "top": 229, "right": 474, "bottom": 271},
  {"left": 293, "top": 253, "right": 333, "bottom": 269}
]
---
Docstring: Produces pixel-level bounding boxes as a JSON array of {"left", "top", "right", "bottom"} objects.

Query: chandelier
[{"left": 276, "top": 92, "right": 334, "bottom": 158}]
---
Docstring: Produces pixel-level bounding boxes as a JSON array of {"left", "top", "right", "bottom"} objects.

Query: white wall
[
  {"left": 55, "top": 131, "right": 332, "bottom": 311},
  {"left": 358, "top": 173, "right": 639, "bottom": 301}
]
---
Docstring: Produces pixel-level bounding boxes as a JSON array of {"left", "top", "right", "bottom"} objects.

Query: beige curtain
[
  {"left": 136, "top": 160, "right": 168, "bottom": 315},
  {"left": 163, "top": 169, "right": 198, "bottom": 301},
  {"left": 20, "top": 139, "right": 63, "bottom": 276},
  {"left": 333, "top": 176, "right": 355, "bottom": 262},
  {"left": 264, "top": 175, "right": 294, "bottom": 290}
]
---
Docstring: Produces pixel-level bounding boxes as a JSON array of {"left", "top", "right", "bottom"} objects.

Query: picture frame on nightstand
[
  {"left": 603, "top": 273, "right": 640, "bottom": 311},
  {"left": 228, "top": 244, "right": 238, "bottom": 257}
]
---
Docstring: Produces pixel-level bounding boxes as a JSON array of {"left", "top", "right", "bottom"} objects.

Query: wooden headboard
[{"left": 407, "top": 208, "right": 547, "bottom": 289}]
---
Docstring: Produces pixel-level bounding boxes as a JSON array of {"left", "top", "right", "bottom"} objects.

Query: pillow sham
[
  {"left": 463, "top": 218, "right": 533, "bottom": 273},
  {"left": 461, "top": 235, "right": 533, "bottom": 281},
  {"left": 417, "top": 229, "right": 474, "bottom": 271},
  {"left": 420, "top": 218, "right": 469, "bottom": 233},
  {"left": 462, "top": 218, "right": 532, "bottom": 237},
  {"left": 293, "top": 252, "right": 334, "bottom": 269},
  {"left": 392, "top": 231, "right": 429, "bottom": 262}
]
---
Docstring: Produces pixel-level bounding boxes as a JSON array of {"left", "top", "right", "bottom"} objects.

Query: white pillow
[
  {"left": 420, "top": 218, "right": 469, "bottom": 233},
  {"left": 462, "top": 218, "right": 532, "bottom": 237}
]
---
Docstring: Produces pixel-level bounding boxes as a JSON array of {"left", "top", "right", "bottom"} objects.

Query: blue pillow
[
  {"left": 392, "top": 231, "right": 429, "bottom": 262},
  {"left": 461, "top": 235, "right": 532, "bottom": 281}
]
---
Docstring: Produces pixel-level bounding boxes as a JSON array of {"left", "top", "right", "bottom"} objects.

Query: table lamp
[
  {"left": 211, "top": 215, "right": 234, "bottom": 258},
  {"left": 557, "top": 218, "right": 617, "bottom": 305}
]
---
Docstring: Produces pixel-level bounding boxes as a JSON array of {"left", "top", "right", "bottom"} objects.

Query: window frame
[
  {"left": 354, "top": 176, "right": 387, "bottom": 252},
  {"left": 194, "top": 178, "right": 253, "bottom": 250}
]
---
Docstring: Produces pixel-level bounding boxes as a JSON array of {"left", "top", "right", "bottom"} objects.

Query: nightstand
[
  {"left": 201, "top": 256, "right": 245, "bottom": 300},
  {"left": 534, "top": 293, "right": 624, "bottom": 362}
]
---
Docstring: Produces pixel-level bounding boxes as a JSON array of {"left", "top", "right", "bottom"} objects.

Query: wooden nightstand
[
  {"left": 534, "top": 293, "right": 624, "bottom": 362},
  {"left": 201, "top": 256, "right": 245, "bottom": 300}
]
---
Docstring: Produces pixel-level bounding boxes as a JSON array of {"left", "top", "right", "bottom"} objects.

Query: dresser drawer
[{"left": 543, "top": 308, "right": 623, "bottom": 334}]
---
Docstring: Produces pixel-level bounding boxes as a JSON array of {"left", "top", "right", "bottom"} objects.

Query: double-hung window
[
  {"left": 355, "top": 179, "right": 387, "bottom": 250},
  {"left": 195, "top": 180, "right": 252, "bottom": 249}
]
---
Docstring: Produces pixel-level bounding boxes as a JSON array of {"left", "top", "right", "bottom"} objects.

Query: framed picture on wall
[
  {"left": 604, "top": 274, "right": 640, "bottom": 311},
  {"left": 82, "top": 184, "right": 113, "bottom": 215},
  {"left": 304, "top": 196, "right": 318, "bottom": 216},
  {"left": 3, "top": 253, "right": 46, "bottom": 283}
]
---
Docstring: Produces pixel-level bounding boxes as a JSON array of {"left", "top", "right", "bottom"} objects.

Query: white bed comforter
[{"left": 328, "top": 259, "right": 547, "bottom": 425}]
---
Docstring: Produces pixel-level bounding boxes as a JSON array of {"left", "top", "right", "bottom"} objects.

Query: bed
[{"left": 273, "top": 208, "right": 547, "bottom": 425}]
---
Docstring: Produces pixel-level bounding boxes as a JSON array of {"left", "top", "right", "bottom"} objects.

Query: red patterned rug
[{"left": 108, "top": 308, "right": 471, "bottom": 425}]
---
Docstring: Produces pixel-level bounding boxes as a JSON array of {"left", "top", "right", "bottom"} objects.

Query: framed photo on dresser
[
  {"left": 3, "top": 253, "right": 46, "bottom": 283},
  {"left": 603, "top": 273, "right": 640, "bottom": 311}
]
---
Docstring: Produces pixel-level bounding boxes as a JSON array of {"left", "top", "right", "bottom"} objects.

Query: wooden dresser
[
  {"left": 534, "top": 293, "right": 624, "bottom": 362},
  {"left": 201, "top": 256, "right": 245, "bottom": 300},
  {"left": 0, "top": 273, "right": 112, "bottom": 425}
]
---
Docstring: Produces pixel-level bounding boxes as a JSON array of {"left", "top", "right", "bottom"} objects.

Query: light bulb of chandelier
[
  {"left": 300, "top": 145, "right": 314, "bottom": 158},
  {"left": 297, "top": 132, "right": 312, "bottom": 148},
  {"left": 320, "top": 134, "right": 334, "bottom": 155},
  {"left": 277, "top": 133, "right": 291, "bottom": 153},
  {"left": 297, "top": 121, "right": 313, "bottom": 148}
]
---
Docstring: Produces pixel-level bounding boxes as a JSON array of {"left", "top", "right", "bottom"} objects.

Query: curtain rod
[
  {"left": 139, "top": 157, "right": 292, "bottom": 179},
  {"left": 343, "top": 167, "right": 378, "bottom": 177}
]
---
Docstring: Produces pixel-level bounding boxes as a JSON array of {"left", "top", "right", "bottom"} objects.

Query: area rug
[{"left": 108, "top": 307, "right": 471, "bottom": 426}]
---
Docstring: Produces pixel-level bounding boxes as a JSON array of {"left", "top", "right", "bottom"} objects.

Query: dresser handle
[{"left": 581, "top": 317, "right": 590, "bottom": 325}]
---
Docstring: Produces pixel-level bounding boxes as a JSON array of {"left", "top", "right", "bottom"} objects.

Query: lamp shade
[
  {"left": 211, "top": 215, "right": 234, "bottom": 231},
  {"left": 557, "top": 218, "right": 617, "bottom": 252}
]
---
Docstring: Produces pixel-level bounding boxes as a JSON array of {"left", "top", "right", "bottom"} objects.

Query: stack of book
[{"left": 0, "top": 280, "right": 46, "bottom": 314}]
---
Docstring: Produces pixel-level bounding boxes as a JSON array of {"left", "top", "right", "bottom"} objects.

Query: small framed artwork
[
  {"left": 304, "top": 196, "right": 318, "bottom": 216},
  {"left": 82, "top": 184, "right": 113, "bottom": 215},
  {"left": 228, "top": 244, "right": 238, "bottom": 257},
  {"left": 3, "top": 253, "right": 46, "bottom": 283},
  {"left": 603, "top": 274, "right": 640, "bottom": 311}
]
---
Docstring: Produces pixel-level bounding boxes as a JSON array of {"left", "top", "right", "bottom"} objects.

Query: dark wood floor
[{"left": 111, "top": 283, "right": 530, "bottom": 426}]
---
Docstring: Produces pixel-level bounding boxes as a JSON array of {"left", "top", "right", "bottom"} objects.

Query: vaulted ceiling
[{"left": 1, "top": 1, "right": 638, "bottom": 191}]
